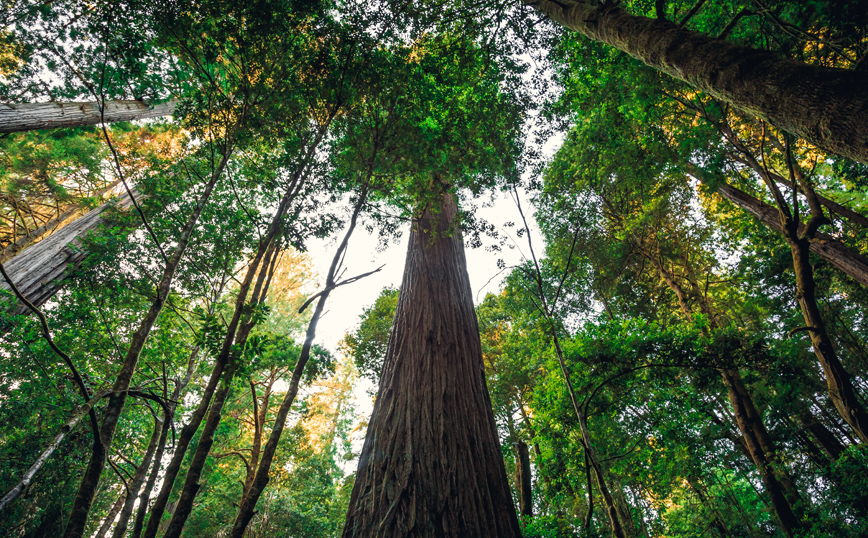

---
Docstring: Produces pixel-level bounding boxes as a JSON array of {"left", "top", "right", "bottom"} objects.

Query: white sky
[{"left": 303, "top": 187, "right": 545, "bottom": 356}]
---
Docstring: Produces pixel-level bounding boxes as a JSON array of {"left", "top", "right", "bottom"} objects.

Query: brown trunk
[
  {"left": 516, "top": 440, "right": 533, "bottom": 520},
  {"left": 160, "top": 362, "right": 241, "bottom": 538},
  {"left": 140, "top": 124, "right": 327, "bottom": 538},
  {"left": 649, "top": 260, "right": 804, "bottom": 535},
  {"left": 229, "top": 186, "right": 371, "bottom": 538},
  {"left": 0, "top": 100, "right": 177, "bottom": 134},
  {"left": 342, "top": 192, "right": 521, "bottom": 537},
  {"left": 109, "top": 414, "right": 164, "bottom": 538},
  {"left": 788, "top": 235, "right": 868, "bottom": 444},
  {"left": 131, "top": 344, "right": 205, "bottom": 538},
  {"left": 129, "top": 409, "right": 170, "bottom": 538},
  {"left": 93, "top": 492, "right": 126, "bottom": 538},
  {"left": 62, "top": 149, "right": 230, "bottom": 538},
  {"left": 683, "top": 164, "right": 868, "bottom": 287},
  {"left": 532, "top": 1, "right": 868, "bottom": 163},
  {"left": 794, "top": 404, "right": 846, "bottom": 464},
  {"left": 720, "top": 370, "right": 802, "bottom": 537},
  {"left": 158, "top": 241, "right": 282, "bottom": 538}
]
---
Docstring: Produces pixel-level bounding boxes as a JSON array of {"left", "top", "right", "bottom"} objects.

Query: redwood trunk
[
  {"left": 0, "top": 190, "right": 139, "bottom": 315},
  {"left": 0, "top": 100, "right": 177, "bottom": 134},
  {"left": 532, "top": 1, "right": 868, "bottom": 164},
  {"left": 342, "top": 193, "right": 521, "bottom": 537},
  {"left": 516, "top": 440, "right": 533, "bottom": 520}
]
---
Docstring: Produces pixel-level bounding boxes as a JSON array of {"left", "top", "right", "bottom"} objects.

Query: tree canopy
[{"left": 1, "top": 0, "right": 868, "bottom": 537}]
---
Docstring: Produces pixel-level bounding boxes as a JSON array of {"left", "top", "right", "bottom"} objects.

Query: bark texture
[
  {"left": 342, "top": 193, "right": 522, "bottom": 538},
  {"left": 0, "top": 190, "right": 137, "bottom": 315},
  {"left": 515, "top": 441, "right": 533, "bottom": 520},
  {"left": 0, "top": 100, "right": 176, "bottom": 133},
  {"left": 533, "top": 1, "right": 868, "bottom": 164}
]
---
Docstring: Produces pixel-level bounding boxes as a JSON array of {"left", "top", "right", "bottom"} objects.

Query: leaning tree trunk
[
  {"left": 342, "top": 192, "right": 522, "bottom": 538},
  {"left": 62, "top": 150, "right": 230, "bottom": 538},
  {"left": 0, "top": 99, "right": 177, "bottom": 133},
  {"left": 788, "top": 233, "right": 868, "bottom": 444},
  {"left": 682, "top": 164, "right": 868, "bottom": 287},
  {"left": 531, "top": 1, "right": 868, "bottom": 164},
  {"left": 0, "top": 190, "right": 138, "bottom": 315}
]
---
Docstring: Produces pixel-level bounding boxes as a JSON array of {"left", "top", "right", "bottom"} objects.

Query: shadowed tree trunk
[
  {"left": 0, "top": 100, "right": 177, "bottom": 133},
  {"left": 647, "top": 258, "right": 804, "bottom": 537},
  {"left": 516, "top": 440, "right": 533, "bottom": 521},
  {"left": 109, "top": 414, "right": 164, "bottom": 538},
  {"left": 531, "top": 1, "right": 868, "bottom": 164},
  {"left": 342, "top": 192, "right": 522, "bottom": 537}
]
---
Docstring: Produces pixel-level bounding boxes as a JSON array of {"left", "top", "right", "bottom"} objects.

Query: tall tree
[{"left": 343, "top": 192, "right": 522, "bottom": 537}]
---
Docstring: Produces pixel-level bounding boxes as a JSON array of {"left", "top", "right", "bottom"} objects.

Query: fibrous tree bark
[
  {"left": 0, "top": 100, "right": 177, "bottom": 134},
  {"left": 342, "top": 192, "right": 522, "bottom": 538},
  {"left": 531, "top": 1, "right": 868, "bottom": 164},
  {"left": 0, "top": 189, "right": 139, "bottom": 315}
]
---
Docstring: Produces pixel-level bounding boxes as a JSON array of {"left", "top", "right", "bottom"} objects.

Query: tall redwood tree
[{"left": 342, "top": 192, "right": 522, "bottom": 538}]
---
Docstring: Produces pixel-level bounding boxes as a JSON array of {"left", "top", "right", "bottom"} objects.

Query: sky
[{"left": 302, "top": 187, "right": 545, "bottom": 356}]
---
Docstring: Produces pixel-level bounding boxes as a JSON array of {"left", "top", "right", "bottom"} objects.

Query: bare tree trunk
[
  {"left": 342, "top": 192, "right": 522, "bottom": 537},
  {"left": 788, "top": 233, "right": 868, "bottom": 444},
  {"left": 229, "top": 186, "right": 371, "bottom": 538},
  {"left": 109, "top": 414, "right": 164, "bottom": 538},
  {"left": 0, "top": 190, "right": 138, "bottom": 315},
  {"left": 0, "top": 100, "right": 177, "bottom": 134},
  {"left": 516, "top": 440, "right": 533, "bottom": 521},
  {"left": 531, "top": 1, "right": 868, "bottom": 163}
]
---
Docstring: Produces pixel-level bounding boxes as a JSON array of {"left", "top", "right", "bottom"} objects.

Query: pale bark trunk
[
  {"left": 0, "top": 389, "right": 108, "bottom": 511},
  {"left": 342, "top": 193, "right": 522, "bottom": 537},
  {"left": 0, "top": 189, "right": 138, "bottom": 315},
  {"left": 0, "top": 100, "right": 177, "bottom": 133},
  {"left": 532, "top": 1, "right": 868, "bottom": 164}
]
